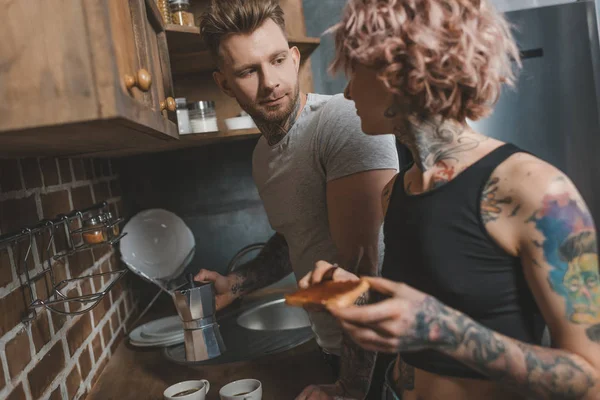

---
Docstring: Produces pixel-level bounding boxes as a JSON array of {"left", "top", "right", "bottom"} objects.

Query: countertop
[
  {"left": 87, "top": 338, "right": 335, "bottom": 400},
  {"left": 88, "top": 292, "right": 335, "bottom": 400}
]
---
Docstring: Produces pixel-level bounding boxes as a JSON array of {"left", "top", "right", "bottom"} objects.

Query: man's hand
[
  {"left": 298, "top": 261, "right": 359, "bottom": 288},
  {"left": 194, "top": 269, "right": 237, "bottom": 311},
  {"left": 295, "top": 383, "right": 355, "bottom": 400}
]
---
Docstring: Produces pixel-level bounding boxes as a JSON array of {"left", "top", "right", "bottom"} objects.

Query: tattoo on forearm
[
  {"left": 480, "top": 177, "right": 513, "bottom": 224},
  {"left": 513, "top": 343, "right": 594, "bottom": 399},
  {"left": 408, "top": 297, "right": 595, "bottom": 398},
  {"left": 527, "top": 191, "right": 600, "bottom": 325},
  {"left": 338, "top": 331, "right": 376, "bottom": 398},
  {"left": 230, "top": 233, "right": 292, "bottom": 296},
  {"left": 254, "top": 92, "right": 302, "bottom": 146}
]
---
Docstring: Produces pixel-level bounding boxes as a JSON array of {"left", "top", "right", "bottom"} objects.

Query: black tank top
[{"left": 382, "top": 143, "right": 545, "bottom": 380}]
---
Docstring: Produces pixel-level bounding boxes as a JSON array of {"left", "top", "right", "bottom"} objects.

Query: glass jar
[
  {"left": 156, "top": 0, "right": 172, "bottom": 25},
  {"left": 188, "top": 101, "right": 218, "bottom": 134},
  {"left": 82, "top": 216, "right": 107, "bottom": 244},
  {"left": 176, "top": 97, "right": 192, "bottom": 135},
  {"left": 98, "top": 212, "right": 120, "bottom": 238},
  {"left": 169, "top": 0, "right": 195, "bottom": 27}
]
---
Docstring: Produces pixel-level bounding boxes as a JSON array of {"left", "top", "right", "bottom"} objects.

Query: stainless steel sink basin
[{"left": 236, "top": 298, "right": 312, "bottom": 331}]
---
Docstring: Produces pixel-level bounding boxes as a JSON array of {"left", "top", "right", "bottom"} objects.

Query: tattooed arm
[
  {"left": 195, "top": 233, "right": 292, "bottom": 310},
  {"left": 328, "top": 156, "right": 600, "bottom": 399}
]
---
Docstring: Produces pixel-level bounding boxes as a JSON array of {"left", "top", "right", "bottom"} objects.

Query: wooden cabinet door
[
  {"left": 0, "top": 0, "right": 98, "bottom": 133},
  {"left": 130, "top": 0, "right": 175, "bottom": 119},
  {"left": 107, "top": 0, "right": 152, "bottom": 106}
]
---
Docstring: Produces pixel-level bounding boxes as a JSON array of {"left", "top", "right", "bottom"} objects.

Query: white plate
[
  {"left": 130, "top": 335, "right": 184, "bottom": 348},
  {"left": 121, "top": 209, "right": 195, "bottom": 282},
  {"left": 140, "top": 315, "right": 183, "bottom": 340},
  {"left": 129, "top": 316, "right": 184, "bottom": 346}
]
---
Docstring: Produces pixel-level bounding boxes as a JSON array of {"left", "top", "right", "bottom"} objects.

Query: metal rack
[{"left": 0, "top": 201, "right": 128, "bottom": 323}]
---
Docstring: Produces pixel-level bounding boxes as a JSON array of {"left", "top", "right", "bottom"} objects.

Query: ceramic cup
[
  {"left": 219, "top": 379, "right": 262, "bottom": 400},
  {"left": 164, "top": 380, "right": 210, "bottom": 400}
]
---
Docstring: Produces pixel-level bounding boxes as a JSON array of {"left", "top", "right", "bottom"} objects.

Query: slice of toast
[{"left": 285, "top": 279, "right": 370, "bottom": 309}]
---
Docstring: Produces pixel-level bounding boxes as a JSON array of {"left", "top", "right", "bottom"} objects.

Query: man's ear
[
  {"left": 290, "top": 46, "right": 301, "bottom": 73},
  {"left": 213, "top": 70, "right": 235, "bottom": 98}
]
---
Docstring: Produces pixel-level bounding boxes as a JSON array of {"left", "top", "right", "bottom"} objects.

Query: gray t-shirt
[{"left": 252, "top": 93, "right": 399, "bottom": 354}]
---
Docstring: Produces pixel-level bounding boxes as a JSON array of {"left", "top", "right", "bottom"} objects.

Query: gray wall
[
  {"left": 301, "top": 0, "right": 579, "bottom": 96},
  {"left": 117, "top": 139, "right": 273, "bottom": 277},
  {"left": 303, "top": 0, "right": 348, "bottom": 95}
]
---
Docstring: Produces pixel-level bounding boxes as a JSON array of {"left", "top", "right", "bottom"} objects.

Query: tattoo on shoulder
[
  {"left": 587, "top": 324, "right": 600, "bottom": 342},
  {"left": 406, "top": 181, "right": 413, "bottom": 195},
  {"left": 382, "top": 176, "right": 397, "bottom": 216},
  {"left": 527, "top": 192, "right": 600, "bottom": 325},
  {"left": 509, "top": 204, "right": 522, "bottom": 217},
  {"left": 430, "top": 160, "right": 455, "bottom": 189},
  {"left": 480, "top": 177, "right": 513, "bottom": 224}
]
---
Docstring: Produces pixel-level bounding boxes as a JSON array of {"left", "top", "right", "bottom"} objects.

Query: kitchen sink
[{"left": 236, "top": 298, "right": 312, "bottom": 331}]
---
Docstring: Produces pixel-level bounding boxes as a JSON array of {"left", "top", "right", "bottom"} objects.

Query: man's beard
[{"left": 239, "top": 83, "right": 300, "bottom": 125}]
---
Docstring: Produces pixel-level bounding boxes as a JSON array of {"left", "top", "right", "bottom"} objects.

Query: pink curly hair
[{"left": 330, "top": 0, "right": 521, "bottom": 121}]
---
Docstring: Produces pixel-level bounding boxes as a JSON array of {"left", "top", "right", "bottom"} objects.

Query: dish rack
[{"left": 0, "top": 201, "right": 128, "bottom": 323}]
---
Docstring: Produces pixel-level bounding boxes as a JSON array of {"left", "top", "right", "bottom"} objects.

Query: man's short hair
[{"left": 200, "top": 0, "right": 286, "bottom": 64}]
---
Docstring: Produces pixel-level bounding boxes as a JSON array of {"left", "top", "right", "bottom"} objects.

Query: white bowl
[
  {"left": 225, "top": 115, "right": 256, "bottom": 131},
  {"left": 120, "top": 209, "right": 195, "bottom": 283}
]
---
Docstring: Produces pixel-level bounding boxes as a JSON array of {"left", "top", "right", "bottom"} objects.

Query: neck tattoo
[
  {"left": 255, "top": 94, "right": 303, "bottom": 146},
  {"left": 395, "top": 116, "right": 483, "bottom": 172}
]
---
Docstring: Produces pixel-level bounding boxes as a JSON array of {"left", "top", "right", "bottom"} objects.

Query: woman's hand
[
  {"left": 298, "top": 260, "right": 360, "bottom": 288},
  {"left": 327, "top": 277, "right": 452, "bottom": 354}
]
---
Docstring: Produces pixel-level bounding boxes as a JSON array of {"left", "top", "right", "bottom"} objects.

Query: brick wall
[{"left": 0, "top": 158, "right": 137, "bottom": 400}]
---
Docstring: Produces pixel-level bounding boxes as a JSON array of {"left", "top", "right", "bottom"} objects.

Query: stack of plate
[{"left": 129, "top": 316, "right": 185, "bottom": 347}]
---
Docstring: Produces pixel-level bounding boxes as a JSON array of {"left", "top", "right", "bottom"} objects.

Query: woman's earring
[{"left": 384, "top": 103, "right": 403, "bottom": 118}]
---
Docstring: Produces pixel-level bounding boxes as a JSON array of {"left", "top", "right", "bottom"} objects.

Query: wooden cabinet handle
[
  {"left": 124, "top": 69, "right": 152, "bottom": 92},
  {"left": 160, "top": 97, "right": 176, "bottom": 112}
]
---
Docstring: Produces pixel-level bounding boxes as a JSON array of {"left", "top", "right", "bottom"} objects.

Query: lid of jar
[
  {"left": 187, "top": 101, "right": 216, "bottom": 111},
  {"left": 84, "top": 216, "right": 101, "bottom": 226},
  {"left": 169, "top": 0, "right": 190, "bottom": 5},
  {"left": 175, "top": 97, "right": 188, "bottom": 109}
]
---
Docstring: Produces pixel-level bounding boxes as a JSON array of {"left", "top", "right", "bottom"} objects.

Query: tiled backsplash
[{"left": 0, "top": 158, "right": 136, "bottom": 400}]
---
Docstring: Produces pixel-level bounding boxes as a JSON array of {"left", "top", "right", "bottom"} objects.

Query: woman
[{"left": 296, "top": 0, "right": 600, "bottom": 399}]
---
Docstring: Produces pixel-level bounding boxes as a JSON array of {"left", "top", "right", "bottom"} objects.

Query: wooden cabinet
[
  {"left": 0, "top": 0, "right": 177, "bottom": 157},
  {"left": 0, "top": 0, "right": 319, "bottom": 157}
]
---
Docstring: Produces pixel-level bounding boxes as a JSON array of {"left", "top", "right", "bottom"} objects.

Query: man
[
  {"left": 300, "top": 0, "right": 600, "bottom": 398},
  {"left": 194, "top": 1, "right": 399, "bottom": 399}
]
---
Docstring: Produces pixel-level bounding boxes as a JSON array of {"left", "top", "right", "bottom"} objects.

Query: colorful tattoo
[
  {"left": 431, "top": 160, "right": 455, "bottom": 189},
  {"left": 480, "top": 177, "right": 513, "bottom": 224},
  {"left": 528, "top": 193, "right": 600, "bottom": 324},
  {"left": 510, "top": 204, "right": 522, "bottom": 217},
  {"left": 587, "top": 324, "right": 600, "bottom": 342}
]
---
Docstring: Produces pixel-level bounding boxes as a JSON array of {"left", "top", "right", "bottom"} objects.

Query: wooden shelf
[
  {"left": 165, "top": 24, "right": 320, "bottom": 75},
  {"left": 179, "top": 127, "right": 261, "bottom": 142},
  {"left": 77, "top": 128, "right": 262, "bottom": 157}
]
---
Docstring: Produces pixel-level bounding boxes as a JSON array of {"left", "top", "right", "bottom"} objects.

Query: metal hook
[
  {"left": 42, "top": 220, "right": 57, "bottom": 298},
  {"left": 18, "top": 228, "right": 37, "bottom": 323}
]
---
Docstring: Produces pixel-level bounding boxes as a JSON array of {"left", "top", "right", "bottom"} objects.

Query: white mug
[
  {"left": 219, "top": 379, "right": 262, "bottom": 400},
  {"left": 164, "top": 380, "right": 210, "bottom": 400}
]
